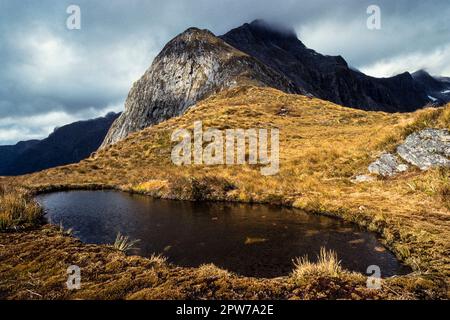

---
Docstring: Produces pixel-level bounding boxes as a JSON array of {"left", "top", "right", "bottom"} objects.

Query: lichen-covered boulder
[
  {"left": 368, "top": 153, "right": 408, "bottom": 177},
  {"left": 397, "top": 129, "right": 450, "bottom": 170}
]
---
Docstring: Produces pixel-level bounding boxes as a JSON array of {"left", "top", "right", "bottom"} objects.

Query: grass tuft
[
  {"left": 148, "top": 253, "right": 168, "bottom": 266},
  {"left": 197, "top": 263, "right": 231, "bottom": 278},
  {"left": 113, "top": 232, "right": 140, "bottom": 252},
  {"left": 58, "top": 221, "right": 74, "bottom": 236},
  {"left": 0, "top": 184, "right": 43, "bottom": 231},
  {"left": 291, "top": 247, "right": 344, "bottom": 282}
]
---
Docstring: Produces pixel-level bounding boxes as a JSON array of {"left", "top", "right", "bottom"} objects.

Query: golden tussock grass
[
  {"left": 0, "top": 181, "right": 43, "bottom": 231},
  {"left": 17, "top": 87, "right": 450, "bottom": 271},
  {"left": 3, "top": 86, "right": 450, "bottom": 299},
  {"left": 292, "top": 247, "right": 345, "bottom": 282}
]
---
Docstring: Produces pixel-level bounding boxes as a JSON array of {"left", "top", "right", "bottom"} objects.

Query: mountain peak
[
  {"left": 101, "top": 21, "right": 450, "bottom": 148},
  {"left": 412, "top": 69, "right": 449, "bottom": 92},
  {"left": 161, "top": 27, "right": 219, "bottom": 50},
  {"left": 178, "top": 27, "right": 216, "bottom": 39},
  {"left": 223, "top": 19, "right": 302, "bottom": 46},
  {"left": 101, "top": 24, "right": 300, "bottom": 147},
  {"left": 247, "top": 19, "right": 298, "bottom": 39},
  {"left": 412, "top": 69, "right": 433, "bottom": 79}
]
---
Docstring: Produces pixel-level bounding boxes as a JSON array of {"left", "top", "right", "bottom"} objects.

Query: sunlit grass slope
[{"left": 14, "top": 86, "right": 450, "bottom": 295}]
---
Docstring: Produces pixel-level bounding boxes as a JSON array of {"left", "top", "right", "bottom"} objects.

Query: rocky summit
[
  {"left": 101, "top": 20, "right": 450, "bottom": 147},
  {"left": 101, "top": 27, "right": 299, "bottom": 147}
]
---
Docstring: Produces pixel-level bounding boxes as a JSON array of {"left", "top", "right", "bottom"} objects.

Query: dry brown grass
[
  {"left": 148, "top": 253, "right": 168, "bottom": 267},
  {"left": 2, "top": 226, "right": 438, "bottom": 300},
  {"left": 5, "top": 85, "right": 450, "bottom": 298},
  {"left": 292, "top": 247, "right": 345, "bottom": 282},
  {"left": 0, "top": 182, "right": 43, "bottom": 231}
]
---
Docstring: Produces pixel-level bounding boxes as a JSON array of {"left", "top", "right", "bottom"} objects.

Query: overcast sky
[{"left": 1, "top": 0, "right": 449, "bottom": 144}]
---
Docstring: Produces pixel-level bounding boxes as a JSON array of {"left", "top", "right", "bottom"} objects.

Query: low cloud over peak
[{"left": 1, "top": 0, "right": 449, "bottom": 144}]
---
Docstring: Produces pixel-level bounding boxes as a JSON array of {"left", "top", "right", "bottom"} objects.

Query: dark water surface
[{"left": 37, "top": 191, "right": 410, "bottom": 278}]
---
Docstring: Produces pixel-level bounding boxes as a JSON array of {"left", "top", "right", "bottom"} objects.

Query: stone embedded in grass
[
  {"left": 367, "top": 129, "right": 449, "bottom": 177},
  {"left": 351, "top": 175, "right": 375, "bottom": 183},
  {"left": 397, "top": 129, "right": 450, "bottom": 170},
  {"left": 368, "top": 153, "right": 408, "bottom": 177}
]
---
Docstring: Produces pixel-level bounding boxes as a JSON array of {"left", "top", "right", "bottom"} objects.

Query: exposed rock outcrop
[
  {"left": 368, "top": 153, "right": 408, "bottom": 177},
  {"left": 397, "top": 129, "right": 450, "bottom": 170},
  {"left": 351, "top": 175, "right": 375, "bottom": 183},
  {"left": 101, "top": 20, "right": 450, "bottom": 147},
  {"left": 101, "top": 28, "right": 300, "bottom": 147},
  {"left": 365, "top": 129, "right": 449, "bottom": 179},
  {"left": 221, "top": 20, "right": 450, "bottom": 112}
]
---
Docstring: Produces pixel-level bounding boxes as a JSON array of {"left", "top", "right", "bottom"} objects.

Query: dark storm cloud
[{"left": 0, "top": 0, "right": 449, "bottom": 144}]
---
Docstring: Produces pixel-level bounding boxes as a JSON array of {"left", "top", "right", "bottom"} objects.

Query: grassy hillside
[{"left": 5, "top": 86, "right": 449, "bottom": 299}]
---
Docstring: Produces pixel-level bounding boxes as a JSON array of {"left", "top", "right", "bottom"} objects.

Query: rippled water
[{"left": 37, "top": 191, "right": 410, "bottom": 278}]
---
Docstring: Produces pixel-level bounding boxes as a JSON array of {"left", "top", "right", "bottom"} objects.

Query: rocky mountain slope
[
  {"left": 412, "top": 70, "right": 450, "bottom": 103},
  {"left": 101, "top": 20, "right": 450, "bottom": 147},
  {"left": 101, "top": 28, "right": 301, "bottom": 147},
  {"left": 0, "top": 112, "right": 119, "bottom": 176},
  {"left": 221, "top": 20, "right": 450, "bottom": 112}
]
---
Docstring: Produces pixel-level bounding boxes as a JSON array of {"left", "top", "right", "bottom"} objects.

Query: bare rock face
[
  {"left": 397, "top": 129, "right": 450, "bottom": 170},
  {"left": 366, "top": 129, "right": 449, "bottom": 179},
  {"left": 220, "top": 20, "right": 450, "bottom": 113},
  {"left": 368, "top": 153, "right": 409, "bottom": 177},
  {"left": 101, "top": 20, "right": 450, "bottom": 148},
  {"left": 101, "top": 28, "right": 300, "bottom": 147}
]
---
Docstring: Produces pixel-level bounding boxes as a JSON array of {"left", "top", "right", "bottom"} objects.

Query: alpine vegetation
[
  {"left": 292, "top": 247, "right": 344, "bottom": 281},
  {"left": 171, "top": 121, "right": 279, "bottom": 176},
  {"left": 113, "top": 232, "right": 140, "bottom": 252}
]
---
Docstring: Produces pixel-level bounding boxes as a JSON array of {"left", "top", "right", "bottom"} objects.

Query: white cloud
[
  {"left": 1, "top": 0, "right": 450, "bottom": 144},
  {"left": 0, "top": 26, "right": 156, "bottom": 144},
  {"left": 360, "top": 45, "right": 450, "bottom": 77},
  {"left": 0, "top": 104, "right": 122, "bottom": 145},
  {"left": 8, "top": 27, "right": 157, "bottom": 104},
  {"left": 297, "top": 5, "right": 450, "bottom": 77}
]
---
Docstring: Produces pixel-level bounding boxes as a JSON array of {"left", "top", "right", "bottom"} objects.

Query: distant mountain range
[
  {"left": 0, "top": 112, "right": 119, "bottom": 176},
  {"left": 101, "top": 19, "right": 450, "bottom": 148}
]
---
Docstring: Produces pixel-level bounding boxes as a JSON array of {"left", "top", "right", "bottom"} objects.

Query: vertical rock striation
[
  {"left": 101, "top": 20, "right": 450, "bottom": 147},
  {"left": 101, "top": 28, "right": 300, "bottom": 147}
]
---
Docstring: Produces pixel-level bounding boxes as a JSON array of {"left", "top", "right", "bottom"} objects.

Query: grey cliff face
[
  {"left": 220, "top": 20, "right": 450, "bottom": 113},
  {"left": 101, "top": 20, "right": 450, "bottom": 147},
  {"left": 101, "top": 27, "right": 299, "bottom": 147}
]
